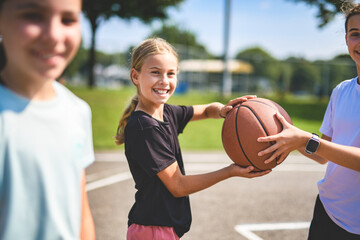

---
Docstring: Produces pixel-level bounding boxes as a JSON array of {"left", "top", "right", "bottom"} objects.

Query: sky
[{"left": 81, "top": 0, "right": 351, "bottom": 61}]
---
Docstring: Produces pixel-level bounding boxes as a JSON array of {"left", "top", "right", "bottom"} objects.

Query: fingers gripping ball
[{"left": 221, "top": 98, "right": 292, "bottom": 171}]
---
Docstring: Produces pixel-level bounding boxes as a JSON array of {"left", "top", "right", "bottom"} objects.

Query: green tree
[
  {"left": 235, "top": 47, "right": 281, "bottom": 87},
  {"left": 326, "top": 54, "right": 356, "bottom": 92},
  {"left": 64, "top": 45, "right": 88, "bottom": 78},
  {"left": 287, "top": 57, "right": 321, "bottom": 94},
  {"left": 149, "top": 24, "right": 212, "bottom": 59},
  {"left": 287, "top": 0, "right": 354, "bottom": 27},
  {"left": 82, "top": 0, "right": 184, "bottom": 88}
]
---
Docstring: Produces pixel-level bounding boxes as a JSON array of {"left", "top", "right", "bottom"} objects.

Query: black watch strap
[{"left": 305, "top": 133, "right": 320, "bottom": 154}]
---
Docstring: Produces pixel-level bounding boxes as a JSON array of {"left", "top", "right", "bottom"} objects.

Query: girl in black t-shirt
[{"left": 115, "top": 37, "right": 271, "bottom": 239}]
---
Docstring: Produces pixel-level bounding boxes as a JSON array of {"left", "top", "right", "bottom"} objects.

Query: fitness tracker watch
[{"left": 305, "top": 133, "right": 320, "bottom": 154}]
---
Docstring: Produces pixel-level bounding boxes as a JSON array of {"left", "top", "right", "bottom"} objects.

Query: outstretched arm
[
  {"left": 191, "top": 95, "right": 257, "bottom": 121},
  {"left": 258, "top": 113, "right": 360, "bottom": 172},
  {"left": 157, "top": 162, "right": 271, "bottom": 198}
]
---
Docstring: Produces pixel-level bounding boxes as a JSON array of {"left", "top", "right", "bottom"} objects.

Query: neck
[
  {"left": 136, "top": 100, "right": 164, "bottom": 121},
  {"left": 1, "top": 70, "right": 56, "bottom": 101},
  {"left": 0, "top": 75, "right": 5, "bottom": 87}
]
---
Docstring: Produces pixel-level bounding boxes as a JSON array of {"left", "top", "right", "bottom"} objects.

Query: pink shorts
[{"left": 127, "top": 223, "right": 180, "bottom": 240}]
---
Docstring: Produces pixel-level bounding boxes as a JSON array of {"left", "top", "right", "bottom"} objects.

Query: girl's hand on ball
[
  {"left": 221, "top": 95, "right": 257, "bottom": 118},
  {"left": 257, "top": 112, "right": 309, "bottom": 164},
  {"left": 229, "top": 164, "right": 271, "bottom": 178}
]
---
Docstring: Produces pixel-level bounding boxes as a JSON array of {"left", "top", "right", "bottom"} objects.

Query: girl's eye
[
  {"left": 62, "top": 14, "right": 79, "bottom": 25},
  {"left": 350, "top": 32, "right": 360, "bottom": 37},
  {"left": 62, "top": 17, "right": 78, "bottom": 25},
  {"left": 21, "top": 12, "right": 43, "bottom": 22},
  {"left": 151, "top": 71, "right": 160, "bottom": 74}
]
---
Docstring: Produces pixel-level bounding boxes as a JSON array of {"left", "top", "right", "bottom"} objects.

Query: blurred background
[{"left": 64, "top": 0, "right": 358, "bottom": 150}]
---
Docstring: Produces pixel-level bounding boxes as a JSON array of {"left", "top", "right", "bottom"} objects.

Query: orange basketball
[{"left": 221, "top": 98, "right": 292, "bottom": 171}]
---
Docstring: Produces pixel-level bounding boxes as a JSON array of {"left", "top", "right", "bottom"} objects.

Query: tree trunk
[{"left": 87, "top": 19, "right": 98, "bottom": 88}]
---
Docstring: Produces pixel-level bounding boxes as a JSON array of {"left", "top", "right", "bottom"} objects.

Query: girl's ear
[{"left": 131, "top": 68, "right": 139, "bottom": 85}]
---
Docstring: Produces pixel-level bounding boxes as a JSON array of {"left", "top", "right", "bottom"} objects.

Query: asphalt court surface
[{"left": 86, "top": 151, "right": 327, "bottom": 240}]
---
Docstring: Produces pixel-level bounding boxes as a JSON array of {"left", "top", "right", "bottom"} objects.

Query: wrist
[
  {"left": 305, "top": 132, "right": 320, "bottom": 154},
  {"left": 218, "top": 104, "right": 226, "bottom": 118},
  {"left": 302, "top": 132, "right": 313, "bottom": 145}
]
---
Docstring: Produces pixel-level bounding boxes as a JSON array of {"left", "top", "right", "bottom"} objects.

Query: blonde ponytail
[{"left": 115, "top": 95, "right": 138, "bottom": 145}]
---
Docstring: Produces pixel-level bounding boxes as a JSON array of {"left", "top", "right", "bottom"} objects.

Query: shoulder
[
  {"left": 333, "top": 77, "right": 356, "bottom": 93},
  {"left": 329, "top": 77, "right": 357, "bottom": 101},
  {"left": 164, "top": 104, "right": 193, "bottom": 117},
  {"left": 126, "top": 111, "right": 161, "bottom": 131},
  {"left": 164, "top": 103, "right": 177, "bottom": 113}
]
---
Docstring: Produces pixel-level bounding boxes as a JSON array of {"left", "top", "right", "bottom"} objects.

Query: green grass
[
  {"left": 70, "top": 87, "right": 136, "bottom": 150},
  {"left": 70, "top": 86, "right": 328, "bottom": 150}
]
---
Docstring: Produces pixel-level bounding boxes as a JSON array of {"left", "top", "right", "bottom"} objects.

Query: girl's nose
[
  {"left": 41, "top": 18, "right": 64, "bottom": 45},
  {"left": 160, "top": 74, "right": 170, "bottom": 84}
]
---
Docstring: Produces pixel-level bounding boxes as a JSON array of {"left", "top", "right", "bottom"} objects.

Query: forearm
[
  {"left": 172, "top": 166, "right": 233, "bottom": 197},
  {"left": 192, "top": 102, "right": 224, "bottom": 121},
  {"left": 191, "top": 95, "right": 257, "bottom": 121},
  {"left": 316, "top": 139, "right": 360, "bottom": 172},
  {"left": 158, "top": 162, "right": 269, "bottom": 198},
  {"left": 297, "top": 133, "right": 360, "bottom": 171},
  {"left": 297, "top": 148, "right": 328, "bottom": 164}
]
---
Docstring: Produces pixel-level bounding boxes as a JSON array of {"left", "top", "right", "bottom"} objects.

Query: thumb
[
  {"left": 224, "top": 105, "right": 234, "bottom": 114},
  {"left": 276, "top": 112, "right": 289, "bottom": 126}
]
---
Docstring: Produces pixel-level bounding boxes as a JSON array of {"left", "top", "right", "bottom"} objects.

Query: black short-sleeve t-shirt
[{"left": 124, "top": 104, "right": 194, "bottom": 238}]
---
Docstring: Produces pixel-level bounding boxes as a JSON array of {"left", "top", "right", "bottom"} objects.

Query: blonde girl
[{"left": 116, "top": 37, "right": 270, "bottom": 239}]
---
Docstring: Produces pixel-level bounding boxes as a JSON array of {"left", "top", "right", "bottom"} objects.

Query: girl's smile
[{"left": 32, "top": 50, "right": 65, "bottom": 67}]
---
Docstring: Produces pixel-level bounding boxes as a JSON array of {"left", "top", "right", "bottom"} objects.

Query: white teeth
[{"left": 154, "top": 89, "right": 169, "bottom": 94}]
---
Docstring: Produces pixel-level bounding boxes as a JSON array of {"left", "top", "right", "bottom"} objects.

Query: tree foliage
[
  {"left": 82, "top": 0, "right": 184, "bottom": 87},
  {"left": 236, "top": 47, "right": 280, "bottom": 83},
  {"left": 287, "top": 58, "right": 321, "bottom": 94},
  {"left": 149, "top": 24, "right": 212, "bottom": 59},
  {"left": 327, "top": 54, "right": 356, "bottom": 89},
  {"left": 286, "top": 0, "right": 355, "bottom": 27}
]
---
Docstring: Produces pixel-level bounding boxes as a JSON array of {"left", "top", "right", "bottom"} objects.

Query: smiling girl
[
  {"left": 0, "top": 0, "right": 95, "bottom": 239},
  {"left": 115, "top": 38, "right": 270, "bottom": 239},
  {"left": 257, "top": 3, "right": 360, "bottom": 240}
]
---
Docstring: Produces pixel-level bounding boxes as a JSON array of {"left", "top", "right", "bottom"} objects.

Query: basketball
[{"left": 221, "top": 98, "right": 292, "bottom": 171}]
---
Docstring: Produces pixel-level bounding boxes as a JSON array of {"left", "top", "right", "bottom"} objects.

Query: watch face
[{"left": 306, "top": 139, "right": 320, "bottom": 153}]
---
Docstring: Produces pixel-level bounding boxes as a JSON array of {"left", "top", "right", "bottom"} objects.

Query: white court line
[
  {"left": 86, "top": 161, "right": 326, "bottom": 191},
  {"left": 86, "top": 172, "right": 132, "bottom": 192},
  {"left": 235, "top": 222, "right": 310, "bottom": 240}
]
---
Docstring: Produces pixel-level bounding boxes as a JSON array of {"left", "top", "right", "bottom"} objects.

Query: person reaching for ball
[
  {"left": 258, "top": 4, "right": 360, "bottom": 239},
  {"left": 115, "top": 37, "right": 271, "bottom": 240}
]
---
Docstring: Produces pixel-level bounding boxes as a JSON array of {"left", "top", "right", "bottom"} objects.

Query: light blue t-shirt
[
  {"left": 319, "top": 77, "right": 360, "bottom": 234},
  {"left": 0, "top": 82, "right": 95, "bottom": 239}
]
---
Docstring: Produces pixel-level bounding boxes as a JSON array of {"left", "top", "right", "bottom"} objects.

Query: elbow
[
  {"left": 319, "top": 159, "right": 328, "bottom": 165},
  {"left": 167, "top": 184, "right": 188, "bottom": 198},
  {"left": 169, "top": 188, "right": 186, "bottom": 198}
]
